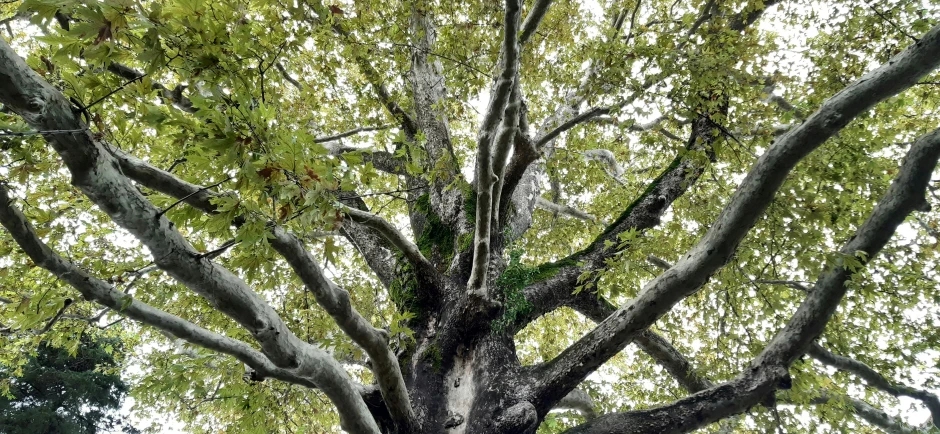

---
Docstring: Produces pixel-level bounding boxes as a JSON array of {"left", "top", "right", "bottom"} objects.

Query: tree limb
[
  {"left": 267, "top": 227, "right": 416, "bottom": 431},
  {"left": 108, "top": 145, "right": 399, "bottom": 287},
  {"left": 313, "top": 125, "right": 394, "bottom": 144},
  {"left": 534, "top": 197, "right": 606, "bottom": 225},
  {"left": 342, "top": 205, "right": 439, "bottom": 295},
  {"left": 555, "top": 388, "right": 597, "bottom": 420},
  {"left": 558, "top": 120, "right": 940, "bottom": 434},
  {"left": 519, "top": 0, "right": 554, "bottom": 46},
  {"left": 518, "top": 116, "right": 719, "bottom": 330},
  {"left": 808, "top": 342, "right": 940, "bottom": 429},
  {"left": 467, "top": 0, "right": 521, "bottom": 297},
  {"left": 528, "top": 25, "right": 940, "bottom": 417},
  {"left": 0, "top": 38, "right": 381, "bottom": 434},
  {"left": 0, "top": 184, "right": 371, "bottom": 400},
  {"left": 322, "top": 142, "right": 406, "bottom": 175},
  {"left": 799, "top": 392, "right": 923, "bottom": 434},
  {"left": 566, "top": 293, "right": 714, "bottom": 394}
]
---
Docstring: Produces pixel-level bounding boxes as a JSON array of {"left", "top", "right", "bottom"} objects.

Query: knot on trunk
[{"left": 496, "top": 400, "right": 537, "bottom": 433}]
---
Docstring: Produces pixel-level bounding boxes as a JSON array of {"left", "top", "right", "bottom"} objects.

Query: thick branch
[
  {"left": 519, "top": 116, "right": 718, "bottom": 328},
  {"left": 0, "top": 39, "right": 380, "bottom": 434},
  {"left": 0, "top": 185, "right": 361, "bottom": 397},
  {"left": 530, "top": 25, "right": 940, "bottom": 416},
  {"left": 343, "top": 206, "right": 439, "bottom": 294},
  {"left": 808, "top": 343, "right": 940, "bottom": 429},
  {"left": 268, "top": 227, "right": 415, "bottom": 431},
  {"left": 555, "top": 388, "right": 597, "bottom": 420},
  {"left": 467, "top": 0, "right": 521, "bottom": 295},
  {"left": 109, "top": 146, "right": 398, "bottom": 287},
  {"left": 559, "top": 121, "right": 940, "bottom": 434},
  {"left": 567, "top": 293, "right": 714, "bottom": 394},
  {"left": 519, "top": 0, "right": 554, "bottom": 45}
]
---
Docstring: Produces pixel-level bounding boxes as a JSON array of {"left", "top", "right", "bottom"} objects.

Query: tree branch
[
  {"left": 108, "top": 145, "right": 399, "bottom": 287},
  {"left": 558, "top": 121, "right": 940, "bottom": 434},
  {"left": 0, "top": 184, "right": 369, "bottom": 400},
  {"left": 342, "top": 205, "right": 439, "bottom": 295},
  {"left": 267, "top": 227, "right": 416, "bottom": 431},
  {"left": 569, "top": 294, "right": 714, "bottom": 394},
  {"left": 274, "top": 62, "right": 303, "bottom": 91},
  {"left": 800, "top": 392, "right": 923, "bottom": 434},
  {"left": 313, "top": 125, "right": 394, "bottom": 144},
  {"left": 528, "top": 25, "right": 940, "bottom": 416},
  {"left": 808, "top": 343, "right": 940, "bottom": 429},
  {"left": 467, "top": 0, "right": 522, "bottom": 297},
  {"left": 519, "top": 0, "right": 554, "bottom": 46},
  {"left": 555, "top": 388, "right": 597, "bottom": 419},
  {"left": 106, "top": 63, "right": 196, "bottom": 114},
  {"left": 0, "top": 39, "right": 380, "bottom": 434},
  {"left": 322, "top": 142, "right": 406, "bottom": 175},
  {"left": 518, "top": 116, "right": 719, "bottom": 329},
  {"left": 534, "top": 197, "right": 606, "bottom": 225}
]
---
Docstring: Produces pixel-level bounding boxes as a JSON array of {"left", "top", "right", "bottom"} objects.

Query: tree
[
  {"left": 0, "top": 0, "right": 938, "bottom": 432},
  {"left": 0, "top": 335, "right": 135, "bottom": 434}
]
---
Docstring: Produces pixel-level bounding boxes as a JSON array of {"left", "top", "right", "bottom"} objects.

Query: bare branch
[
  {"left": 314, "top": 125, "right": 394, "bottom": 144},
  {"left": 808, "top": 343, "right": 940, "bottom": 429},
  {"left": 530, "top": 25, "right": 940, "bottom": 416},
  {"left": 534, "top": 197, "right": 606, "bottom": 225}
]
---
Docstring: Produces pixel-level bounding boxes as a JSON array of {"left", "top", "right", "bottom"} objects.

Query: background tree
[
  {"left": 0, "top": 335, "right": 136, "bottom": 434},
  {"left": 0, "top": 0, "right": 939, "bottom": 433}
]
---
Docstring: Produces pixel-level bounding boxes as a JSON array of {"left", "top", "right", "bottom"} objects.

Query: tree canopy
[{"left": 0, "top": 0, "right": 939, "bottom": 433}]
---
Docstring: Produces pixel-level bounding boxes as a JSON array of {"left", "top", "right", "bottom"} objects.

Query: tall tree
[
  {"left": 0, "top": 0, "right": 939, "bottom": 433},
  {"left": 0, "top": 336, "right": 134, "bottom": 434}
]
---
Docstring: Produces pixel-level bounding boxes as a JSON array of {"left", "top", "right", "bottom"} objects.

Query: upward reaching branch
[
  {"left": 528, "top": 23, "right": 940, "bottom": 416},
  {"left": 467, "top": 0, "right": 522, "bottom": 297},
  {"left": 561, "top": 121, "right": 940, "bottom": 434}
]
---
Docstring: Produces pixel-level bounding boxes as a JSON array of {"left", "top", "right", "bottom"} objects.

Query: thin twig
[
  {"left": 869, "top": 5, "right": 919, "bottom": 43},
  {"left": 84, "top": 73, "right": 148, "bottom": 110},
  {"left": 155, "top": 176, "right": 231, "bottom": 218}
]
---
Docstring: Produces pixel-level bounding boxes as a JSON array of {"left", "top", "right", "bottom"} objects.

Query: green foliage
[
  {"left": 492, "top": 248, "right": 536, "bottom": 333},
  {"left": 0, "top": 336, "right": 135, "bottom": 434},
  {"left": 1, "top": 0, "right": 939, "bottom": 432},
  {"left": 414, "top": 193, "right": 457, "bottom": 265}
]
